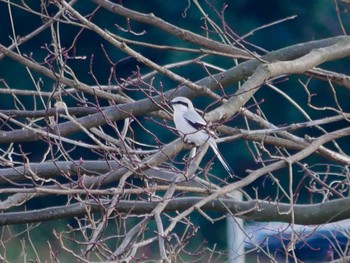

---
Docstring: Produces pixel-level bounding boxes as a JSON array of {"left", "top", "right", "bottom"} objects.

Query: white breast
[{"left": 173, "top": 110, "right": 209, "bottom": 146}]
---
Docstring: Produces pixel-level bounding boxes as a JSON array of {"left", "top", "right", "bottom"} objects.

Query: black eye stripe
[{"left": 171, "top": 101, "right": 188, "bottom": 107}]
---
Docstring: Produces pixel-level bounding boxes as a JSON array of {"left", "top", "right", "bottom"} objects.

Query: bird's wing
[{"left": 183, "top": 110, "right": 207, "bottom": 130}]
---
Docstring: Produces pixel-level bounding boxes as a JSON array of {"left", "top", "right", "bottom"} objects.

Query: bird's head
[{"left": 170, "top": 97, "right": 194, "bottom": 112}]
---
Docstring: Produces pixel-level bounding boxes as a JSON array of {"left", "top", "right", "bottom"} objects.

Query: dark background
[{"left": 0, "top": 0, "right": 349, "bottom": 261}]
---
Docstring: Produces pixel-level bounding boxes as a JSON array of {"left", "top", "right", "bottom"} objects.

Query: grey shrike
[{"left": 170, "top": 96, "right": 234, "bottom": 178}]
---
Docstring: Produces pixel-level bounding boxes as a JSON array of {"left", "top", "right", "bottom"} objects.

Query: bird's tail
[{"left": 208, "top": 138, "right": 235, "bottom": 178}]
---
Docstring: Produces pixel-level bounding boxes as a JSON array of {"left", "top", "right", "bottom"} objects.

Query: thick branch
[
  {"left": 90, "top": 0, "right": 249, "bottom": 58},
  {"left": 207, "top": 38, "right": 350, "bottom": 121},
  {"left": 0, "top": 37, "right": 348, "bottom": 144},
  {"left": 1, "top": 196, "right": 350, "bottom": 226},
  {"left": 0, "top": 160, "right": 119, "bottom": 185}
]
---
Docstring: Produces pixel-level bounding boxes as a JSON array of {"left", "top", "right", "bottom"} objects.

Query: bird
[{"left": 170, "top": 96, "right": 234, "bottom": 178}]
